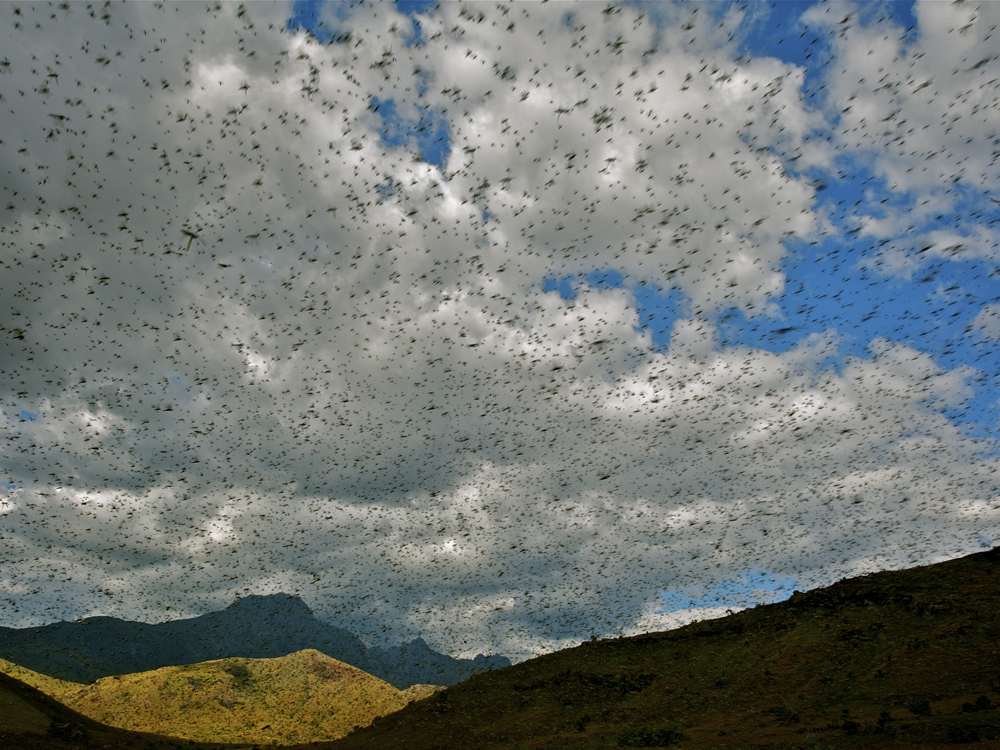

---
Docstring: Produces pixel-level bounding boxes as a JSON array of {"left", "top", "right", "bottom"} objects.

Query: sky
[{"left": 1, "top": 0, "right": 999, "bottom": 664}]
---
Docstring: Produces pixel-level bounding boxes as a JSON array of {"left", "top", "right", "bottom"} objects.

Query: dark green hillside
[
  {"left": 298, "top": 548, "right": 1000, "bottom": 750},
  {"left": 0, "top": 670, "right": 201, "bottom": 750},
  {"left": 5, "top": 549, "right": 1000, "bottom": 749}
]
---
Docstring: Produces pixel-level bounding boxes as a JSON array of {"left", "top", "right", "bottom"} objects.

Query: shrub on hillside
[
  {"left": 617, "top": 726, "right": 685, "bottom": 747},
  {"left": 947, "top": 726, "right": 981, "bottom": 743},
  {"left": 763, "top": 706, "right": 800, "bottom": 725},
  {"left": 841, "top": 719, "right": 861, "bottom": 735},
  {"left": 961, "top": 695, "right": 992, "bottom": 712},
  {"left": 875, "top": 709, "right": 894, "bottom": 735}
]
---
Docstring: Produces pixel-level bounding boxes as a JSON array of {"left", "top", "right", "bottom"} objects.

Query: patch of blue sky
[
  {"left": 559, "top": 8, "right": 587, "bottom": 33},
  {"left": 543, "top": 3, "right": 993, "bottom": 373},
  {"left": 2, "top": 482, "right": 21, "bottom": 491},
  {"left": 392, "top": 1, "right": 436, "bottom": 47},
  {"left": 630, "top": 283, "right": 688, "bottom": 351},
  {"left": 658, "top": 569, "right": 798, "bottom": 614},
  {"left": 19, "top": 410, "right": 38, "bottom": 421},
  {"left": 285, "top": 2, "right": 449, "bottom": 168},
  {"left": 288, "top": 0, "right": 433, "bottom": 46},
  {"left": 286, "top": 0, "right": 347, "bottom": 44},
  {"left": 369, "top": 97, "right": 450, "bottom": 171},
  {"left": 544, "top": 225, "right": 999, "bottom": 449},
  {"left": 733, "top": 1, "right": 918, "bottom": 100},
  {"left": 583, "top": 269, "right": 627, "bottom": 292},
  {"left": 724, "top": 0, "right": 976, "bottom": 368},
  {"left": 718, "top": 233, "right": 999, "bottom": 445},
  {"left": 542, "top": 271, "right": 705, "bottom": 352},
  {"left": 542, "top": 276, "right": 578, "bottom": 302},
  {"left": 545, "top": 204, "right": 999, "bottom": 449},
  {"left": 725, "top": 1, "right": 966, "bottom": 362}
]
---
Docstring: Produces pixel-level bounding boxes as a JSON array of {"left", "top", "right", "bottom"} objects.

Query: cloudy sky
[{"left": 2, "top": 0, "right": 999, "bottom": 663}]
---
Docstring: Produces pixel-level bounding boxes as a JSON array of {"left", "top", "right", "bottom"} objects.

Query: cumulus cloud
[
  {"left": 973, "top": 302, "right": 1000, "bottom": 341},
  {"left": 802, "top": 2, "right": 1000, "bottom": 270},
  {"left": 0, "top": 2, "right": 998, "bottom": 662}
]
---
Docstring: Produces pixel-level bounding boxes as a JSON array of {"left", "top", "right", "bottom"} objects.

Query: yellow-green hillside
[{"left": 56, "top": 649, "right": 410, "bottom": 746}]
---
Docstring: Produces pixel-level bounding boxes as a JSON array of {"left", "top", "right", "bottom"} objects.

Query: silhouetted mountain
[
  {"left": 6, "top": 552, "right": 1000, "bottom": 749},
  {"left": 0, "top": 594, "right": 509, "bottom": 690},
  {"left": 368, "top": 637, "right": 510, "bottom": 689}
]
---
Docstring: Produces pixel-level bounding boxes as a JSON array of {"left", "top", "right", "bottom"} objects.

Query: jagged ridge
[{"left": 0, "top": 593, "right": 509, "bottom": 689}]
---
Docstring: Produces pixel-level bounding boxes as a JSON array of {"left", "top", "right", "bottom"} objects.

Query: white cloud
[
  {"left": 802, "top": 1, "right": 1000, "bottom": 266},
  {"left": 0, "top": 1, "right": 997, "bottom": 663},
  {"left": 973, "top": 302, "right": 1000, "bottom": 341}
]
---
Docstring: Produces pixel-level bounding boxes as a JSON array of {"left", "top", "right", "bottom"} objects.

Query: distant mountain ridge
[
  {"left": 5, "top": 551, "right": 1000, "bottom": 749},
  {"left": 0, "top": 593, "right": 510, "bottom": 689}
]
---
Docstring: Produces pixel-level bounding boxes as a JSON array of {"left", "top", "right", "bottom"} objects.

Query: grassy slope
[
  {"left": 0, "top": 653, "right": 445, "bottom": 749},
  {"left": 56, "top": 648, "right": 407, "bottom": 745},
  {"left": 291, "top": 547, "right": 1000, "bottom": 750}
]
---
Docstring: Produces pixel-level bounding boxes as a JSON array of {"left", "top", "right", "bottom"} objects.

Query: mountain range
[
  {"left": 4, "top": 548, "right": 1000, "bottom": 749},
  {"left": 0, "top": 593, "right": 509, "bottom": 690}
]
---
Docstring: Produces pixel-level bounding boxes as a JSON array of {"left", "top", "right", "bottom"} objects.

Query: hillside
[
  {"left": 290, "top": 547, "right": 1000, "bottom": 750},
  {"left": 0, "top": 670, "right": 197, "bottom": 750},
  {"left": 7, "top": 649, "right": 438, "bottom": 746},
  {"left": 6, "top": 549, "right": 1000, "bottom": 749}
]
